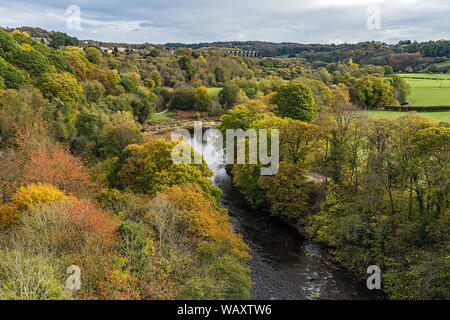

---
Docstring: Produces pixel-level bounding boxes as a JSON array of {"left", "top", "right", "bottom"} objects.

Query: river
[{"left": 188, "top": 129, "right": 374, "bottom": 300}]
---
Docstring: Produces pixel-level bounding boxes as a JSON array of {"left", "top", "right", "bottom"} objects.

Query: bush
[
  {"left": 12, "top": 183, "right": 66, "bottom": 210},
  {"left": 120, "top": 77, "right": 137, "bottom": 92},
  {"left": 0, "top": 250, "right": 70, "bottom": 300},
  {"left": 0, "top": 203, "right": 19, "bottom": 229},
  {"left": 117, "top": 220, "right": 150, "bottom": 276}
]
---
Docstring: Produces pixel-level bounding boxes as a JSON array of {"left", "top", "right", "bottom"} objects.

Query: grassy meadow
[{"left": 399, "top": 73, "right": 450, "bottom": 106}]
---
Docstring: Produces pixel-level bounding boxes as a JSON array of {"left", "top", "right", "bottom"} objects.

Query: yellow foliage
[
  {"left": 11, "top": 183, "right": 66, "bottom": 210},
  {"left": 0, "top": 203, "right": 20, "bottom": 229},
  {"left": 12, "top": 30, "right": 30, "bottom": 37},
  {"left": 157, "top": 184, "right": 250, "bottom": 260}
]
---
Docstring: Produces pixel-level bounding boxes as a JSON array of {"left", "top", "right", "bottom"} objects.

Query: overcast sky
[{"left": 0, "top": 0, "right": 448, "bottom": 44}]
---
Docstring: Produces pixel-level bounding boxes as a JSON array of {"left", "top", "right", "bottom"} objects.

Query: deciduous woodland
[{"left": 0, "top": 28, "right": 448, "bottom": 300}]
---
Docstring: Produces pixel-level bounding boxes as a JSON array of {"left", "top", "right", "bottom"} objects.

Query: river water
[{"left": 187, "top": 129, "right": 374, "bottom": 300}]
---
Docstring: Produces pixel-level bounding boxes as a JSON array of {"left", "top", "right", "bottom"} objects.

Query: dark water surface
[{"left": 188, "top": 130, "right": 374, "bottom": 300}]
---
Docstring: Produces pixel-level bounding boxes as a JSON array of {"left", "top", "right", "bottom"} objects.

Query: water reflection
[{"left": 187, "top": 129, "right": 373, "bottom": 300}]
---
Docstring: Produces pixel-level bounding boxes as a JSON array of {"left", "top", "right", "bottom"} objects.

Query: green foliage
[
  {"left": 120, "top": 76, "right": 137, "bottom": 92},
  {"left": 350, "top": 76, "right": 394, "bottom": 109},
  {"left": 149, "top": 70, "right": 162, "bottom": 87},
  {"left": 38, "top": 72, "right": 83, "bottom": 103},
  {"left": 388, "top": 75, "right": 411, "bottom": 105},
  {"left": 117, "top": 220, "right": 150, "bottom": 276},
  {"left": 15, "top": 43, "right": 50, "bottom": 77},
  {"left": 272, "top": 83, "right": 316, "bottom": 121},
  {"left": 129, "top": 88, "right": 156, "bottom": 123},
  {"left": 84, "top": 80, "right": 105, "bottom": 103},
  {"left": 169, "top": 87, "right": 196, "bottom": 110},
  {"left": 0, "top": 29, "right": 19, "bottom": 61},
  {"left": 85, "top": 47, "right": 103, "bottom": 65},
  {"left": 0, "top": 56, "right": 30, "bottom": 89},
  {"left": 219, "top": 83, "right": 240, "bottom": 109},
  {"left": 194, "top": 86, "right": 212, "bottom": 111},
  {"left": 104, "top": 139, "right": 221, "bottom": 201},
  {"left": 49, "top": 32, "right": 79, "bottom": 49}
]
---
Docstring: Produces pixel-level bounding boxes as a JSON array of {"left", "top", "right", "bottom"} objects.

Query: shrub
[
  {"left": 12, "top": 183, "right": 66, "bottom": 210},
  {"left": 0, "top": 203, "right": 19, "bottom": 229},
  {"left": 22, "top": 144, "right": 94, "bottom": 196},
  {"left": 0, "top": 249, "right": 71, "bottom": 300}
]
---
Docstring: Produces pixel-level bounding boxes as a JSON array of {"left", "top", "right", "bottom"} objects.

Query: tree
[
  {"left": 169, "top": 87, "right": 196, "bottom": 110},
  {"left": 104, "top": 139, "right": 221, "bottom": 201},
  {"left": 214, "top": 66, "right": 226, "bottom": 83},
  {"left": 37, "top": 72, "right": 83, "bottom": 103},
  {"left": 177, "top": 55, "right": 193, "bottom": 80},
  {"left": 149, "top": 70, "right": 162, "bottom": 87},
  {"left": 85, "top": 47, "right": 103, "bottom": 65},
  {"left": 350, "top": 76, "right": 394, "bottom": 109},
  {"left": 49, "top": 32, "right": 79, "bottom": 48},
  {"left": 306, "top": 79, "right": 332, "bottom": 109},
  {"left": 21, "top": 143, "right": 94, "bottom": 196},
  {"left": 194, "top": 86, "right": 212, "bottom": 112},
  {"left": 271, "top": 83, "right": 316, "bottom": 121},
  {"left": 389, "top": 75, "right": 411, "bottom": 105},
  {"left": 219, "top": 83, "right": 240, "bottom": 109},
  {"left": 0, "top": 29, "right": 19, "bottom": 61},
  {"left": 11, "top": 183, "right": 66, "bottom": 211},
  {"left": 15, "top": 43, "right": 50, "bottom": 77},
  {"left": 143, "top": 78, "right": 155, "bottom": 89},
  {"left": 84, "top": 80, "right": 105, "bottom": 103},
  {"left": 0, "top": 56, "right": 30, "bottom": 89}
]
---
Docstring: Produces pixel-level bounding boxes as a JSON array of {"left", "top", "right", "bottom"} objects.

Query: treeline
[{"left": 169, "top": 40, "right": 450, "bottom": 73}]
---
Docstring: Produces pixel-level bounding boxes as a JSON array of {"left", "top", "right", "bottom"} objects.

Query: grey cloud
[{"left": 0, "top": 0, "right": 448, "bottom": 44}]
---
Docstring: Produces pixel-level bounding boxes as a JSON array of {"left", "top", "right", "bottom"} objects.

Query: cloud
[{"left": 0, "top": 0, "right": 448, "bottom": 44}]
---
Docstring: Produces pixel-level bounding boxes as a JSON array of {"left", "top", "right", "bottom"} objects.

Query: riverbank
[
  {"left": 190, "top": 130, "right": 376, "bottom": 299},
  {"left": 143, "top": 117, "right": 221, "bottom": 134}
]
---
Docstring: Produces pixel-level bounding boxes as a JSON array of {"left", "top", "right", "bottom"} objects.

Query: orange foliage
[
  {"left": 54, "top": 198, "right": 119, "bottom": 250},
  {"left": 22, "top": 144, "right": 94, "bottom": 196},
  {"left": 0, "top": 203, "right": 19, "bottom": 229},
  {"left": 160, "top": 183, "right": 250, "bottom": 260},
  {"left": 174, "top": 110, "right": 208, "bottom": 119}
]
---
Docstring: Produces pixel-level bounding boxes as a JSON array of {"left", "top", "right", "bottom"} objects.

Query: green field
[
  {"left": 399, "top": 73, "right": 450, "bottom": 79},
  {"left": 398, "top": 73, "right": 450, "bottom": 106},
  {"left": 367, "top": 110, "right": 450, "bottom": 122},
  {"left": 148, "top": 110, "right": 176, "bottom": 124},
  {"left": 208, "top": 87, "right": 222, "bottom": 97}
]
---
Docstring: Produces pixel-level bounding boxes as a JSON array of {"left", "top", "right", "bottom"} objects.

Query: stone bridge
[{"left": 227, "top": 50, "right": 260, "bottom": 57}]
